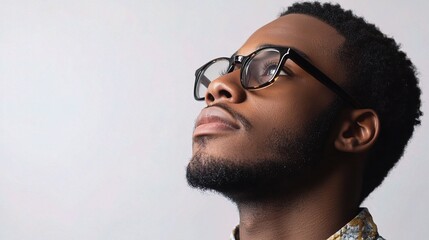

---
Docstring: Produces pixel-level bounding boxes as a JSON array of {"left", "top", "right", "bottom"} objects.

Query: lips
[{"left": 193, "top": 106, "right": 240, "bottom": 137}]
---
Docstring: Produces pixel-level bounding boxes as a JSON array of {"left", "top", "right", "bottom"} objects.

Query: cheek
[
  {"left": 248, "top": 76, "right": 336, "bottom": 131},
  {"left": 248, "top": 91, "right": 318, "bottom": 133}
]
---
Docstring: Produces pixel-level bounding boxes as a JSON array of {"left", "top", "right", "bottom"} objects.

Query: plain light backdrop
[{"left": 0, "top": 0, "right": 427, "bottom": 239}]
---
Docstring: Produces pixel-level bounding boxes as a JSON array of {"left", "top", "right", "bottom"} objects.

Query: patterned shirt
[{"left": 229, "top": 208, "right": 385, "bottom": 240}]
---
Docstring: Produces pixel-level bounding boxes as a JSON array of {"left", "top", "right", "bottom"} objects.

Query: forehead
[{"left": 238, "top": 14, "right": 346, "bottom": 82}]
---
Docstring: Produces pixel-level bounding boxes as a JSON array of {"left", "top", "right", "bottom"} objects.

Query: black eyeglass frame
[{"left": 194, "top": 46, "right": 361, "bottom": 108}]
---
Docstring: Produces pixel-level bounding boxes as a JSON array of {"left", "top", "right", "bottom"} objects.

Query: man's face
[{"left": 187, "top": 14, "right": 346, "bottom": 199}]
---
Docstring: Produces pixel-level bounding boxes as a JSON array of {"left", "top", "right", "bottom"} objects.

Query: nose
[{"left": 205, "top": 70, "right": 246, "bottom": 105}]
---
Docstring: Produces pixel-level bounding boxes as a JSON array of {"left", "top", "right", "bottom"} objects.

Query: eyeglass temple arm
[
  {"left": 288, "top": 51, "right": 362, "bottom": 108},
  {"left": 199, "top": 74, "right": 211, "bottom": 88}
]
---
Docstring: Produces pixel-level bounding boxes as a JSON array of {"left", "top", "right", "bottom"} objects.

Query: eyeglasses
[{"left": 193, "top": 45, "right": 361, "bottom": 108}]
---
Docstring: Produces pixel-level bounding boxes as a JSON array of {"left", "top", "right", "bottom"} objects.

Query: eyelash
[
  {"left": 262, "top": 61, "right": 292, "bottom": 77},
  {"left": 218, "top": 63, "right": 293, "bottom": 77}
]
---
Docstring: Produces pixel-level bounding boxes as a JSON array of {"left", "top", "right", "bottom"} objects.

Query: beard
[{"left": 186, "top": 101, "right": 342, "bottom": 202}]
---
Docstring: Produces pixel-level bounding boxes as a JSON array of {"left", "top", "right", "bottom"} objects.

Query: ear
[{"left": 334, "top": 109, "right": 380, "bottom": 153}]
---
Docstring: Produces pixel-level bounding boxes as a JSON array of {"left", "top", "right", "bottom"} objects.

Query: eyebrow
[{"left": 232, "top": 43, "right": 313, "bottom": 63}]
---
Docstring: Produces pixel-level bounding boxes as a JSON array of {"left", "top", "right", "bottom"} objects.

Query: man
[{"left": 187, "top": 2, "right": 422, "bottom": 240}]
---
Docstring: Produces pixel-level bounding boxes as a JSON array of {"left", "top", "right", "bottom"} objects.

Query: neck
[{"left": 234, "top": 159, "right": 362, "bottom": 240}]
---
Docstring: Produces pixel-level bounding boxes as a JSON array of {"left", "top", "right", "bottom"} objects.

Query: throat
[{"left": 234, "top": 163, "right": 362, "bottom": 240}]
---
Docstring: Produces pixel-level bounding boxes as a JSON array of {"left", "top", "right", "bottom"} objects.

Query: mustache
[{"left": 206, "top": 103, "right": 252, "bottom": 131}]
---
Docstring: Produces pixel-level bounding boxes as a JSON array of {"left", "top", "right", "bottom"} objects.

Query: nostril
[
  {"left": 206, "top": 93, "right": 215, "bottom": 102},
  {"left": 219, "top": 90, "right": 232, "bottom": 98}
]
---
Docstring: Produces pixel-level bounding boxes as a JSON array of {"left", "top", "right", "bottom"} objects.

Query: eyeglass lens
[
  {"left": 195, "top": 59, "right": 230, "bottom": 100},
  {"left": 243, "top": 49, "right": 281, "bottom": 88},
  {"left": 195, "top": 48, "right": 283, "bottom": 99}
]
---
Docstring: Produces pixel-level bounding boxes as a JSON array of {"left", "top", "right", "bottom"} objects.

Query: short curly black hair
[{"left": 281, "top": 2, "right": 422, "bottom": 202}]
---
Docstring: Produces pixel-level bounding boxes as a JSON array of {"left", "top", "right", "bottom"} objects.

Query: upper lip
[{"left": 194, "top": 106, "right": 240, "bottom": 130}]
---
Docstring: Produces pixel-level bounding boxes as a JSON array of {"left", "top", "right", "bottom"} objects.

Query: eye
[
  {"left": 262, "top": 61, "right": 278, "bottom": 76},
  {"left": 261, "top": 61, "right": 290, "bottom": 78},
  {"left": 218, "top": 64, "right": 239, "bottom": 76},
  {"left": 218, "top": 68, "right": 229, "bottom": 76}
]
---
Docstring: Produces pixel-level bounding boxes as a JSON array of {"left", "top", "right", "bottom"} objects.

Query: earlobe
[{"left": 334, "top": 109, "right": 380, "bottom": 153}]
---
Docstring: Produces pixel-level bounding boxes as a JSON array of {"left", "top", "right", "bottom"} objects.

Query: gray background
[{"left": 0, "top": 0, "right": 427, "bottom": 239}]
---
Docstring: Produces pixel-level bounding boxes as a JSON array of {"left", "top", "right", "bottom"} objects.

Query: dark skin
[{"left": 192, "top": 14, "right": 379, "bottom": 240}]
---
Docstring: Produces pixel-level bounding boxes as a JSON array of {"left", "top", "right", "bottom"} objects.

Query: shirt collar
[{"left": 229, "top": 208, "right": 383, "bottom": 240}]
